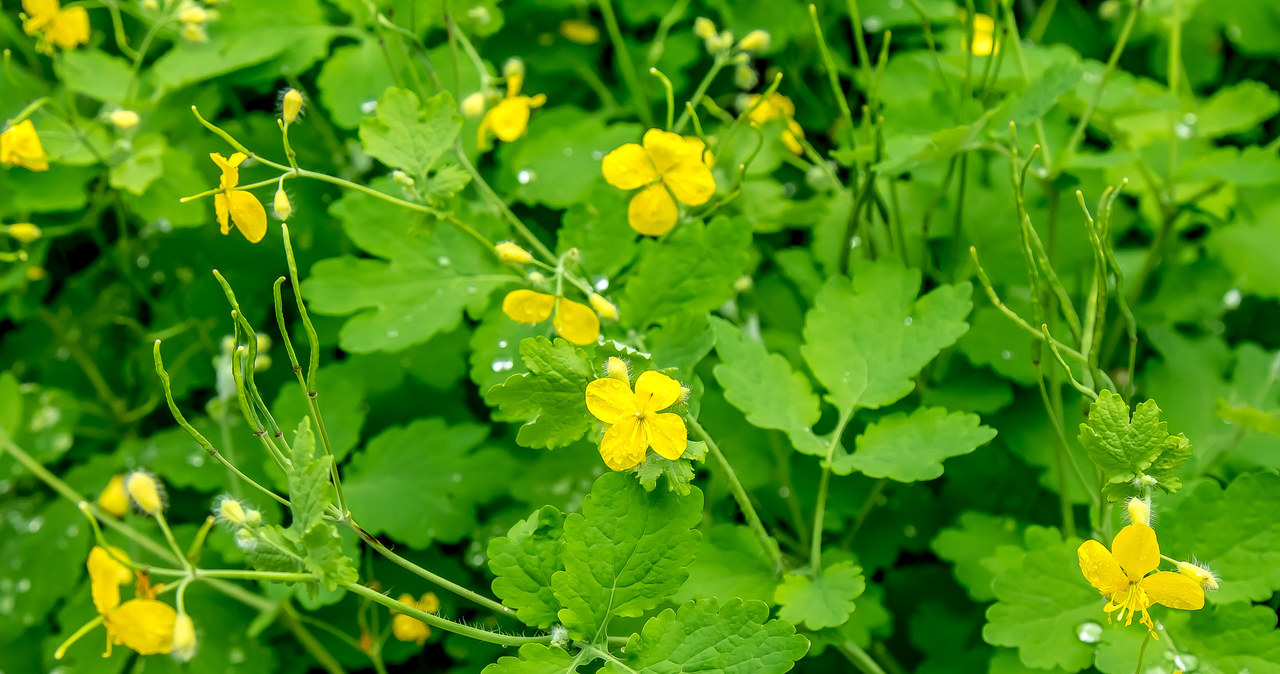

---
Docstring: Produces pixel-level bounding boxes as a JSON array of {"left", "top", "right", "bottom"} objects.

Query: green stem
[
  {"left": 279, "top": 602, "right": 348, "bottom": 674},
  {"left": 597, "top": 0, "right": 653, "bottom": 126},
  {"left": 455, "top": 148, "right": 556, "bottom": 261},
  {"left": 672, "top": 56, "right": 725, "bottom": 134},
  {"left": 343, "top": 583, "right": 548, "bottom": 647},
  {"left": 1134, "top": 631, "right": 1152, "bottom": 674},
  {"left": 808, "top": 4, "right": 858, "bottom": 150},
  {"left": 686, "top": 416, "right": 785, "bottom": 573},
  {"left": 649, "top": 68, "right": 675, "bottom": 131},
  {"left": 1059, "top": 1, "right": 1140, "bottom": 172},
  {"left": 811, "top": 408, "right": 854, "bottom": 572},
  {"left": 837, "top": 640, "right": 890, "bottom": 674}
]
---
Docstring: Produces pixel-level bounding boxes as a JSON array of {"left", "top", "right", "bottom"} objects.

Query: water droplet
[
  {"left": 55, "top": 347, "right": 70, "bottom": 361},
  {"left": 491, "top": 358, "right": 514, "bottom": 373},
  {"left": 1075, "top": 621, "right": 1103, "bottom": 643},
  {"left": 386, "top": 329, "right": 399, "bottom": 339},
  {"left": 1182, "top": 112, "right": 1197, "bottom": 125},
  {"left": 782, "top": 182, "right": 797, "bottom": 197},
  {"left": 471, "top": 554, "right": 486, "bottom": 566},
  {"left": 888, "top": 0, "right": 903, "bottom": 7},
  {"left": 27, "top": 516, "right": 44, "bottom": 533},
  {"left": 497, "top": 340, "right": 508, "bottom": 348},
  {"left": 903, "top": 316, "right": 914, "bottom": 326},
  {"left": 903, "top": 525, "right": 917, "bottom": 538},
  {"left": 1172, "top": 654, "right": 1199, "bottom": 672},
  {"left": 562, "top": 147, "right": 574, "bottom": 156},
  {"left": 437, "top": 256, "right": 452, "bottom": 267},
  {"left": 451, "top": 473, "right": 463, "bottom": 483},
  {"left": 360, "top": 100, "right": 378, "bottom": 114},
  {"left": 187, "top": 453, "right": 205, "bottom": 467},
  {"left": 1083, "top": 71, "right": 1101, "bottom": 84},
  {"left": 156, "top": 218, "right": 173, "bottom": 233},
  {"left": 1174, "top": 123, "right": 1193, "bottom": 139},
  {"left": 465, "top": 285, "right": 477, "bottom": 294},
  {"left": 516, "top": 169, "right": 535, "bottom": 184},
  {"left": 0, "top": 596, "right": 12, "bottom": 614},
  {"left": 778, "top": 487, "right": 791, "bottom": 498},
  {"left": 15, "top": 579, "right": 30, "bottom": 594},
  {"left": 65, "top": 524, "right": 79, "bottom": 538},
  {"left": 229, "top": 648, "right": 246, "bottom": 664},
  {"left": 1223, "top": 288, "right": 1242, "bottom": 309},
  {"left": 136, "top": 255, "right": 150, "bottom": 269},
  {"left": 591, "top": 150, "right": 605, "bottom": 160},
  {"left": 1001, "top": 349, "right": 1014, "bottom": 360},
  {"left": 592, "top": 276, "right": 609, "bottom": 291},
  {"left": 863, "top": 15, "right": 884, "bottom": 32},
  {"left": 850, "top": 235, "right": 863, "bottom": 249}
]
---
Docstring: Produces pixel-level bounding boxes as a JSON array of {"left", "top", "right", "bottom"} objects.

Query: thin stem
[
  {"left": 837, "top": 640, "right": 890, "bottom": 674},
  {"left": 155, "top": 511, "right": 192, "bottom": 573},
  {"left": 343, "top": 583, "right": 548, "bottom": 647},
  {"left": 808, "top": 4, "right": 858, "bottom": 149},
  {"left": 810, "top": 408, "right": 854, "bottom": 572},
  {"left": 1059, "top": 1, "right": 1140, "bottom": 172},
  {"left": 672, "top": 56, "right": 726, "bottom": 134},
  {"left": 686, "top": 416, "right": 785, "bottom": 572},
  {"left": 455, "top": 149, "right": 556, "bottom": 262},
  {"left": 649, "top": 68, "right": 675, "bottom": 131},
  {"left": 597, "top": 0, "right": 653, "bottom": 126},
  {"left": 1134, "top": 631, "right": 1152, "bottom": 674}
]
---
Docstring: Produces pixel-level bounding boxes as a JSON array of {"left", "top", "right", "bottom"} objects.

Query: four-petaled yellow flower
[
  {"left": 391, "top": 592, "right": 439, "bottom": 646},
  {"left": 1, "top": 120, "right": 51, "bottom": 171},
  {"left": 1077, "top": 523, "right": 1204, "bottom": 635},
  {"left": 601, "top": 129, "right": 715, "bottom": 236},
  {"left": 209, "top": 152, "right": 268, "bottom": 243},
  {"left": 745, "top": 93, "right": 805, "bottom": 155},
  {"left": 477, "top": 73, "right": 546, "bottom": 151},
  {"left": 84, "top": 546, "right": 177, "bottom": 657},
  {"left": 502, "top": 289, "right": 600, "bottom": 346},
  {"left": 585, "top": 361, "right": 688, "bottom": 470},
  {"left": 21, "top": 0, "right": 90, "bottom": 53}
]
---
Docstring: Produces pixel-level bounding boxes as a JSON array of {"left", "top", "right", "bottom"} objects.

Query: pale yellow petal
[
  {"left": 634, "top": 371, "right": 681, "bottom": 413},
  {"left": 392, "top": 614, "right": 430, "bottom": 646},
  {"left": 1140, "top": 571, "right": 1205, "bottom": 611},
  {"left": 600, "top": 416, "right": 647, "bottom": 470},
  {"left": 585, "top": 377, "right": 638, "bottom": 423},
  {"left": 502, "top": 289, "right": 555, "bottom": 324},
  {"left": 552, "top": 297, "right": 600, "bottom": 345},
  {"left": 601, "top": 143, "right": 658, "bottom": 190},
  {"left": 645, "top": 412, "right": 687, "bottom": 460},
  {"left": 1077, "top": 539, "right": 1127, "bottom": 597},
  {"left": 627, "top": 184, "right": 678, "bottom": 236},
  {"left": 47, "top": 6, "right": 90, "bottom": 49},
  {"left": 1112, "top": 523, "right": 1160, "bottom": 582},
  {"left": 214, "top": 193, "right": 231, "bottom": 235},
  {"left": 662, "top": 158, "right": 715, "bottom": 206},
  {"left": 642, "top": 128, "right": 695, "bottom": 174},
  {"left": 227, "top": 190, "right": 267, "bottom": 243},
  {"left": 105, "top": 599, "right": 176, "bottom": 655},
  {"left": 88, "top": 545, "right": 133, "bottom": 615}
]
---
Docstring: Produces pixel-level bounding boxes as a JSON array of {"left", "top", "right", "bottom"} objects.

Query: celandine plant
[{"left": 2, "top": 0, "right": 1279, "bottom": 673}]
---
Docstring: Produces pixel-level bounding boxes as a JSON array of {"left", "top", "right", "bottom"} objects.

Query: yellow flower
[
  {"left": 21, "top": 0, "right": 90, "bottom": 52},
  {"left": 745, "top": 93, "right": 805, "bottom": 155},
  {"left": 83, "top": 546, "right": 177, "bottom": 657},
  {"left": 1077, "top": 523, "right": 1205, "bottom": 635},
  {"left": 585, "top": 367, "right": 688, "bottom": 470},
  {"left": 209, "top": 152, "right": 268, "bottom": 243},
  {"left": 477, "top": 73, "right": 546, "bottom": 151},
  {"left": 1, "top": 120, "right": 50, "bottom": 171},
  {"left": 601, "top": 129, "right": 716, "bottom": 236},
  {"left": 89, "top": 546, "right": 133, "bottom": 615},
  {"left": 961, "top": 11, "right": 998, "bottom": 56},
  {"left": 391, "top": 593, "right": 438, "bottom": 646},
  {"left": 502, "top": 289, "right": 599, "bottom": 345},
  {"left": 559, "top": 19, "right": 599, "bottom": 44},
  {"left": 97, "top": 475, "right": 130, "bottom": 518}
]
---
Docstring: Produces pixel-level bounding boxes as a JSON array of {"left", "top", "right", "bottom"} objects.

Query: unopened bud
[
  {"left": 527, "top": 271, "right": 546, "bottom": 285},
  {"left": 391, "top": 170, "right": 415, "bottom": 187},
  {"left": 179, "top": 6, "right": 208, "bottom": 24},
  {"left": 588, "top": 293, "right": 618, "bottom": 320},
  {"left": 1176, "top": 561, "right": 1219, "bottom": 591},
  {"left": 109, "top": 109, "right": 140, "bottom": 130},
  {"left": 7, "top": 223, "right": 42, "bottom": 243},
  {"left": 234, "top": 528, "right": 257, "bottom": 550},
  {"left": 98, "top": 475, "right": 130, "bottom": 518},
  {"left": 255, "top": 334, "right": 272, "bottom": 350},
  {"left": 693, "top": 17, "right": 717, "bottom": 40},
  {"left": 461, "top": 92, "right": 486, "bottom": 118},
  {"left": 172, "top": 613, "right": 197, "bottom": 662},
  {"left": 282, "top": 88, "right": 304, "bottom": 125},
  {"left": 604, "top": 357, "right": 629, "bottom": 383},
  {"left": 26, "top": 267, "right": 46, "bottom": 281},
  {"left": 502, "top": 58, "right": 525, "bottom": 80},
  {"left": 706, "top": 30, "right": 734, "bottom": 52},
  {"left": 244, "top": 508, "right": 262, "bottom": 527},
  {"left": 733, "top": 275, "right": 754, "bottom": 292},
  {"left": 254, "top": 354, "right": 272, "bottom": 372},
  {"left": 736, "top": 29, "right": 770, "bottom": 52},
  {"left": 180, "top": 22, "right": 208, "bottom": 43},
  {"left": 142, "top": 0, "right": 159, "bottom": 9},
  {"left": 218, "top": 497, "right": 246, "bottom": 526},
  {"left": 125, "top": 471, "right": 164, "bottom": 516},
  {"left": 559, "top": 19, "right": 600, "bottom": 45},
  {"left": 495, "top": 241, "right": 533, "bottom": 264},
  {"left": 1126, "top": 497, "right": 1151, "bottom": 526},
  {"left": 273, "top": 183, "right": 292, "bottom": 220},
  {"left": 733, "top": 63, "right": 759, "bottom": 90}
]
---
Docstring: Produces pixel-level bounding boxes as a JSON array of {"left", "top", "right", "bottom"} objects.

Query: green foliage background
[{"left": 3, "top": 0, "right": 1280, "bottom": 672}]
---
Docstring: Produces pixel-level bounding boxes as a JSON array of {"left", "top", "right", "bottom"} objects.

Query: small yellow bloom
[
  {"left": 585, "top": 368, "right": 688, "bottom": 470},
  {"left": 281, "top": 88, "right": 304, "bottom": 125},
  {"left": 178, "top": 5, "right": 208, "bottom": 24},
  {"left": 109, "top": 109, "right": 140, "bottom": 130},
  {"left": 209, "top": 152, "right": 268, "bottom": 243},
  {"left": 502, "top": 289, "right": 600, "bottom": 345},
  {"left": 125, "top": 471, "right": 164, "bottom": 516},
  {"left": 559, "top": 19, "right": 599, "bottom": 45},
  {"left": 601, "top": 129, "right": 716, "bottom": 236},
  {"left": 745, "top": 93, "right": 805, "bottom": 155},
  {"left": 962, "top": 11, "right": 998, "bottom": 56},
  {"left": 171, "top": 613, "right": 197, "bottom": 661},
  {"left": 106, "top": 598, "right": 177, "bottom": 656},
  {"left": 736, "top": 29, "right": 770, "bottom": 52},
  {"left": 97, "top": 475, "right": 130, "bottom": 518},
  {"left": 391, "top": 593, "right": 438, "bottom": 646},
  {"left": 477, "top": 74, "right": 545, "bottom": 151},
  {"left": 495, "top": 241, "right": 533, "bottom": 264},
  {"left": 22, "top": 0, "right": 90, "bottom": 52},
  {"left": 7, "top": 223, "right": 42, "bottom": 244},
  {"left": 588, "top": 293, "right": 618, "bottom": 320},
  {"left": 1, "top": 120, "right": 51, "bottom": 171},
  {"left": 1077, "top": 523, "right": 1205, "bottom": 635}
]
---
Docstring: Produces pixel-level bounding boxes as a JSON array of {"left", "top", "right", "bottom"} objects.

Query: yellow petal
[
  {"left": 601, "top": 142, "right": 658, "bottom": 190},
  {"left": 634, "top": 371, "right": 681, "bottom": 413},
  {"left": 1139, "top": 571, "right": 1205, "bottom": 611},
  {"left": 662, "top": 157, "right": 715, "bottom": 206},
  {"left": 781, "top": 130, "right": 803, "bottom": 155},
  {"left": 485, "top": 98, "right": 533, "bottom": 143},
  {"left": 684, "top": 136, "right": 712, "bottom": 167},
  {"left": 392, "top": 614, "right": 430, "bottom": 646},
  {"left": 1112, "top": 523, "right": 1160, "bottom": 582},
  {"left": 105, "top": 599, "right": 176, "bottom": 655},
  {"left": 22, "top": 0, "right": 60, "bottom": 33},
  {"left": 47, "top": 6, "right": 90, "bottom": 49},
  {"left": 645, "top": 412, "right": 687, "bottom": 460},
  {"left": 502, "top": 289, "right": 555, "bottom": 324},
  {"left": 642, "top": 128, "right": 695, "bottom": 175},
  {"left": 600, "top": 416, "right": 647, "bottom": 470},
  {"left": 209, "top": 152, "right": 240, "bottom": 189},
  {"left": 586, "top": 377, "right": 638, "bottom": 423},
  {"left": 1077, "top": 539, "right": 1127, "bottom": 597},
  {"left": 214, "top": 193, "right": 231, "bottom": 235},
  {"left": 97, "top": 475, "right": 130, "bottom": 518},
  {"left": 552, "top": 297, "right": 600, "bottom": 345},
  {"left": 88, "top": 546, "right": 133, "bottom": 615},
  {"left": 627, "top": 184, "right": 678, "bottom": 236},
  {"left": 226, "top": 190, "right": 267, "bottom": 243},
  {"left": 1, "top": 120, "right": 50, "bottom": 171}
]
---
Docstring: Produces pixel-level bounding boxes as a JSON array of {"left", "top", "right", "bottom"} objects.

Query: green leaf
[
  {"left": 1094, "top": 603, "right": 1280, "bottom": 674},
  {"left": 316, "top": 39, "right": 400, "bottom": 129},
  {"left": 0, "top": 500, "right": 90, "bottom": 640},
  {"left": 487, "top": 337, "right": 596, "bottom": 449},
  {"left": 801, "top": 258, "right": 973, "bottom": 413},
  {"left": 342, "top": 418, "right": 515, "bottom": 546},
  {"left": 244, "top": 525, "right": 305, "bottom": 575},
  {"left": 647, "top": 312, "right": 716, "bottom": 377},
  {"left": 998, "top": 60, "right": 1084, "bottom": 126},
  {"left": 1215, "top": 398, "right": 1280, "bottom": 435},
  {"left": 108, "top": 134, "right": 168, "bottom": 195},
  {"left": 299, "top": 526, "right": 358, "bottom": 592},
  {"left": 287, "top": 417, "right": 329, "bottom": 534},
  {"left": 931, "top": 512, "right": 1023, "bottom": 602},
  {"left": 1160, "top": 472, "right": 1280, "bottom": 604},
  {"left": 1077, "top": 390, "right": 1190, "bottom": 499},
  {"left": 1196, "top": 80, "right": 1280, "bottom": 138},
  {"left": 621, "top": 216, "right": 752, "bottom": 327},
  {"left": 607, "top": 598, "right": 809, "bottom": 673},
  {"left": 495, "top": 107, "right": 643, "bottom": 209},
  {"left": 358, "top": 87, "right": 461, "bottom": 177},
  {"left": 835, "top": 407, "right": 997, "bottom": 480},
  {"left": 633, "top": 439, "right": 708, "bottom": 495},
  {"left": 981, "top": 527, "right": 1099, "bottom": 672},
  {"left": 58, "top": 49, "right": 132, "bottom": 102},
  {"left": 552, "top": 472, "right": 703, "bottom": 641},
  {"left": 1184, "top": 145, "right": 1280, "bottom": 186},
  {"left": 774, "top": 561, "right": 865, "bottom": 630},
  {"left": 469, "top": 305, "right": 544, "bottom": 412},
  {"left": 487, "top": 507, "right": 566, "bottom": 629},
  {"left": 557, "top": 185, "right": 639, "bottom": 279},
  {"left": 482, "top": 644, "right": 583, "bottom": 674},
  {"left": 710, "top": 317, "right": 826, "bottom": 455},
  {"left": 675, "top": 524, "right": 779, "bottom": 605}
]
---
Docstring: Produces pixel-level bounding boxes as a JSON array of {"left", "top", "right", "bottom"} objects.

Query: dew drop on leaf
[{"left": 1075, "top": 621, "right": 1102, "bottom": 643}]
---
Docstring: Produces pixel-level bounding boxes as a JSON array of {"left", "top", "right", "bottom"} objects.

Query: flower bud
[
  {"left": 26, "top": 267, "right": 46, "bottom": 281},
  {"left": 461, "top": 92, "right": 486, "bottom": 118},
  {"left": 502, "top": 58, "right": 525, "bottom": 80},
  {"left": 733, "top": 63, "right": 759, "bottom": 90},
  {"left": 733, "top": 275, "right": 754, "bottom": 292},
  {"left": 7, "top": 223, "right": 42, "bottom": 243},
  {"left": 693, "top": 17, "right": 717, "bottom": 40},
  {"left": 244, "top": 508, "right": 262, "bottom": 527},
  {"left": 254, "top": 354, "right": 272, "bottom": 372},
  {"left": 109, "top": 109, "right": 140, "bottom": 130},
  {"left": 172, "top": 613, "right": 197, "bottom": 662},
  {"left": 495, "top": 241, "right": 533, "bottom": 264},
  {"left": 604, "top": 356, "right": 629, "bottom": 383},
  {"left": 588, "top": 293, "right": 618, "bottom": 320},
  {"left": 1176, "top": 561, "right": 1219, "bottom": 591},
  {"left": 98, "top": 475, "right": 130, "bottom": 518},
  {"left": 179, "top": 6, "right": 208, "bottom": 24},
  {"left": 218, "top": 497, "right": 246, "bottom": 526},
  {"left": 391, "top": 170, "right": 415, "bottom": 187},
  {"left": 281, "top": 88, "right": 304, "bottom": 125},
  {"left": 559, "top": 19, "right": 600, "bottom": 44},
  {"left": 180, "top": 22, "right": 208, "bottom": 43},
  {"left": 736, "top": 29, "right": 770, "bottom": 52},
  {"left": 125, "top": 471, "right": 164, "bottom": 516},
  {"left": 142, "top": 0, "right": 159, "bottom": 9},
  {"left": 706, "top": 30, "right": 734, "bottom": 52},
  {"left": 1126, "top": 497, "right": 1151, "bottom": 526},
  {"left": 234, "top": 528, "right": 257, "bottom": 551},
  {"left": 273, "top": 184, "right": 292, "bottom": 220}
]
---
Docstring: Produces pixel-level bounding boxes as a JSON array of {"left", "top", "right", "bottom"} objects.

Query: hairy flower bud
[
  {"left": 588, "top": 293, "right": 618, "bottom": 320},
  {"left": 1177, "top": 561, "right": 1219, "bottom": 591},
  {"left": 461, "top": 92, "right": 486, "bottom": 118},
  {"left": 281, "top": 88, "right": 304, "bottom": 125},
  {"left": 706, "top": 30, "right": 734, "bottom": 52},
  {"left": 218, "top": 497, "right": 246, "bottom": 526},
  {"left": 502, "top": 58, "right": 525, "bottom": 80},
  {"left": 109, "top": 109, "right": 140, "bottom": 130},
  {"left": 172, "top": 613, "right": 198, "bottom": 662},
  {"left": 604, "top": 356, "right": 629, "bottom": 383},
  {"left": 7, "top": 223, "right": 42, "bottom": 243},
  {"left": 125, "top": 471, "right": 164, "bottom": 516},
  {"left": 244, "top": 508, "right": 262, "bottom": 527},
  {"left": 495, "top": 241, "right": 533, "bottom": 264},
  {"left": 736, "top": 29, "right": 770, "bottom": 52},
  {"left": 1126, "top": 497, "right": 1151, "bottom": 526},
  {"left": 273, "top": 183, "right": 292, "bottom": 221}
]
